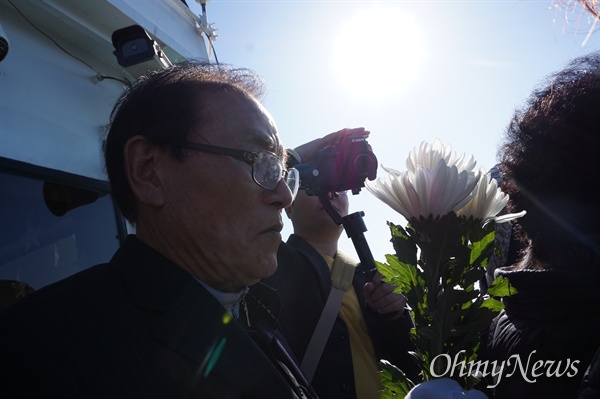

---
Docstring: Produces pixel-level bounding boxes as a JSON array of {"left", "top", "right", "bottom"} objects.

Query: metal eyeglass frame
[{"left": 177, "top": 141, "right": 299, "bottom": 198}]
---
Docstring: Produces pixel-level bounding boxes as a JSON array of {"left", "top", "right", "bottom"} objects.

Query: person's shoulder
[
  {"left": 47, "top": 262, "right": 115, "bottom": 292},
  {"left": 334, "top": 249, "right": 359, "bottom": 266},
  {"left": 277, "top": 237, "right": 296, "bottom": 257},
  {"left": 270, "top": 241, "right": 304, "bottom": 285},
  {"left": 280, "top": 234, "right": 308, "bottom": 252},
  {"left": 276, "top": 235, "right": 316, "bottom": 267},
  {"left": 2, "top": 261, "right": 126, "bottom": 319},
  {"left": 1, "top": 263, "right": 112, "bottom": 310},
  {"left": 0, "top": 263, "right": 116, "bottom": 342},
  {"left": 270, "top": 236, "right": 327, "bottom": 293}
]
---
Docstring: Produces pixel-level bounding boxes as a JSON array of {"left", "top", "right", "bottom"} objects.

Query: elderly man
[{"left": 0, "top": 62, "right": 365, "bottom": 398}]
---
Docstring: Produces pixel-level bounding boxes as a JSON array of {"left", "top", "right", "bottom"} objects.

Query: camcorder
[{"left": 295, "top": 136, "right": 378, "bottom": 197}]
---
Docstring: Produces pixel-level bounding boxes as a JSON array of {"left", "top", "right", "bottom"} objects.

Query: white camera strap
[{"left": 301, "top": 252, "right": 355, "bottom": 382}]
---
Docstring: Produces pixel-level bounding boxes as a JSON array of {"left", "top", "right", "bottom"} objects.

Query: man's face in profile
[{"left": 157, "top": 91, "right": 293, "bottom": 292}]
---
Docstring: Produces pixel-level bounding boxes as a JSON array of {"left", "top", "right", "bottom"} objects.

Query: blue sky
[{"left": 190, "top": 0, "right": 599, "bottom": 262}]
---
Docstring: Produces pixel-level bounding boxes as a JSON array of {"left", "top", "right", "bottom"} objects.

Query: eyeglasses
[{"left": 177, "top": 141, "right": 299, "bottom": 199}]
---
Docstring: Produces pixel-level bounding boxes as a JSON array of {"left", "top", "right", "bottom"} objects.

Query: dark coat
[
  {"left": 580, "top": 346, "right": 600, "bottom": 399},
  {"left": 265, "top": 234, "right": 419, "bottom": 399},
  {"left": 0, "top": 235, "right": 315, "bottom": 399},
  {"left": 480, "top": 266, "right": 600, "bottom": 399}
]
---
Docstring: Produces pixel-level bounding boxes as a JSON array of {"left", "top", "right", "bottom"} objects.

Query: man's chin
[
  {"left": 246, "top": 258, "right": 278, "bottom": 284},
  {"left": 261, "top": 258, "right": 279, "bottom": 279}
]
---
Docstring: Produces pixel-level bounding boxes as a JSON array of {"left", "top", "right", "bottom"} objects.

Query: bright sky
[{"left": 191, "top": 0, "right": 599, "bottom": 263}]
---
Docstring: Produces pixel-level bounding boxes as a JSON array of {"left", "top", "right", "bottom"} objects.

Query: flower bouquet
[{"left": 365, "top": 140, "right": 525, "bottom": 397}]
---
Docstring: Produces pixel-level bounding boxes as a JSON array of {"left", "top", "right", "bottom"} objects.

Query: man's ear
[{"left": 124, "top": 135, "right": 165, "bottom": 208}]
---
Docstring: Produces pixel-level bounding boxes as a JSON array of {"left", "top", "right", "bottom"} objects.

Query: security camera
[
  {"left": 111, "top": 25, "right": 171, "bottom": 79},
  {"left": 0, "top": 22, "right": 10, "bottom": 62}
]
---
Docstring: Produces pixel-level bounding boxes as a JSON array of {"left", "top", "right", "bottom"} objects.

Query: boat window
[{"left": 0, "top": 167, "right": 123, "bottom": 309}]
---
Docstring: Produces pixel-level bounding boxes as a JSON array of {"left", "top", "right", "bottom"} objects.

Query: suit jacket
[
  {"left": 0, "top": 235, "right": 314, "bottom": 398},
  {"left": 265, "top": 234, "right": 420, "bottom": 399}
]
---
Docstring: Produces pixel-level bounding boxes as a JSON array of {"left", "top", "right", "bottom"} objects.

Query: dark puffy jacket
[{"left": 480, "top": 266, "right": 600, "bottom": 399}]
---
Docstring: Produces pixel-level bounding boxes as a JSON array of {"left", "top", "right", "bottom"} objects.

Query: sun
[{"left": 330, "top": 7, "right": 425, "bottom": 100}]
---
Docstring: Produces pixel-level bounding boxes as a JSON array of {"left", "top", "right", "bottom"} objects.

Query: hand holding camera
[
  {"left": 292, "top": 127, "right": 370, "bottom": 164},
  {"left": 290, "top": 127, "right": 379, "bottom": 281},
  {"left": 291, "top": 127, "right": 377, "bottom": 197}
]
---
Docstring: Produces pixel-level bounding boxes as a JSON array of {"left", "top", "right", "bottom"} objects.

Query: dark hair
[
  {"left": 104, "top": 62, "right": 267, "bottom": 223},
  {"left": 499, "top": 51, "right": 600, "bottom": 268}
]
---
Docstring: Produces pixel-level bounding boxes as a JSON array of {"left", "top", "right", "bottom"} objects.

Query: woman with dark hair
[{"left": 480, "top": 51, "right": 600, "bottom": 399}]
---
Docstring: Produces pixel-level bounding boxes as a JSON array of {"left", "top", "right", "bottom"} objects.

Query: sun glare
[{"left": 330, "top": 7, "right": 425, "bottom": 100}]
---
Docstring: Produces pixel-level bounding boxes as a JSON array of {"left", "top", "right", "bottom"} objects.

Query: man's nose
[{"left": 268, "top": 178, "right": 294, "bottom": 209}]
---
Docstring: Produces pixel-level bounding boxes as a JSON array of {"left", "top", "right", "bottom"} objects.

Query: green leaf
[
  {"left": 379, "top": 255, "right": 422, "bottom": 295},
  {"left": 469, "top": 229, "right": 495, "bottom": 265},
  {"left": 379, "top": 359, "right": 415, "bottom": 398},
  {"left": 480, "top": 296, "right": 505, "bottom": 312},
  {"left": 388, "top": 222, "right": 418, "bottom": 265},
  {"left": 376, "top": 259, "right": 401, "bottom": 282},
  {"left": 487, "top": 275, "right": 518, "bottom": 297}
]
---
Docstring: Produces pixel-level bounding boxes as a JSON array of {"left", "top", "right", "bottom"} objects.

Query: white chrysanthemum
[
  {"left": 456, "top": 168, "right": 526, "bottom": 225},
  {"left": 406, "top": 139, "right": 477, "bottom": 174},
  {"left": 456, "top": 169, "right": 508, "bottom": 223},
  {"left": 366, "top": 159, "right": 479, "bottom": 221}
]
